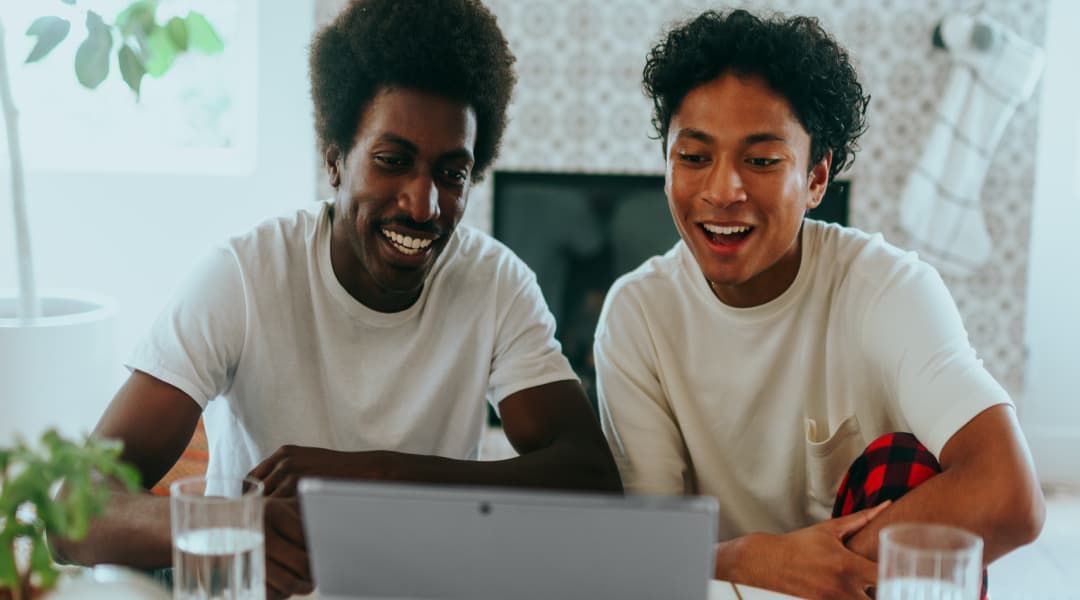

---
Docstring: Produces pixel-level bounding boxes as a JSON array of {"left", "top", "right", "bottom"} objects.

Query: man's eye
[
  {"left": 677, "top": 152, "right": 708, "bottom": 164},
  {"left": 375, "top": 154, "right": 409, "bottom": 168},
  {"left": 443, "top": 168, "right": 469, "bottom": 184},
  {"left": 746, "top": 157, "right": 780, "bottom": 167}
]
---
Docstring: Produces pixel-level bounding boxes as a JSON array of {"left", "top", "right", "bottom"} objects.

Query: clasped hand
[{"left": 727, "top": 501, "right": 891, "bottom": 600}]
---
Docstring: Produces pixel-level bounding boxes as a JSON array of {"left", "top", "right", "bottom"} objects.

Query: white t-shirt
[
  {"left": 594, "top": 219, "right": 1011, "bottom": 540},
  {"left": 128, "top": 201, "right": 576, "bottom": 481}
]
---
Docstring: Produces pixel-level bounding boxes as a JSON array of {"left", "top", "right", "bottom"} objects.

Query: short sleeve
[
  {"left": 594, "top": 282, "right": 689, "bottom": 495},
  {"left": 487, "top": 263, "right": 577, "bottom": 409},
  {"left": 125, "top": 246, "right": 247, "bottom": 408},
  {"left": 861, "top": 259, "right": 1012, "bottom": 458}
]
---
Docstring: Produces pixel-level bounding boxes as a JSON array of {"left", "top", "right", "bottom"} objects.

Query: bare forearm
[
  {"left": 712, "top": 506, "right": 891, "bottom": 600},
  {"left": 845, "top": 466, "right": 1043, "bottom": 563},
  {"left": 713, "top": 534, "right": 755, "bottom": 583},
  {"left": 362, "top": 438, "right": 622, "bottom": 493},
  {"left": 52, "top": 486, "right": 173, "bottom": 569}
]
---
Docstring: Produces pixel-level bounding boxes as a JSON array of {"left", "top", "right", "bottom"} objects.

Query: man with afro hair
[
  {"left": 57, "top": 2, "right": 621, "bottom": 597},
  {"left": 595, "top": 9, "right": 1042, "bottom": 599}
]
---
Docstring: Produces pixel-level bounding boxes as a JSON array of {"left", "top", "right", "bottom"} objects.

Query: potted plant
[
  {"left": 0, "top": 1, "right": 222, "bottom": 445},
  {"left": 0, "top": 429, "right": 141, "bottom": 600}
]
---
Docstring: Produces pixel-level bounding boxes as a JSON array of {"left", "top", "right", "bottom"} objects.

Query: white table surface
[
  {"left": 300, "top": 580, "right": 801, "bottom": 599},
  {"left": 711, "top": 579, "right": 803, "bottom": 599}
]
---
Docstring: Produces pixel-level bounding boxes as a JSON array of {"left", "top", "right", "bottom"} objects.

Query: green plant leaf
[
  {"left": 62, "top": 0, "right": 76, "bottom": 4},
  {"left": 166, "top": 16, "right": 189, "bottom": 51},
  {"left": 186, "top": 11, "right": 223, "bottom": 54},
  {"left": 0, "top": 532, "right": 19, "bottom": 588},
  {"left": 24, "top": 16, "right": 71, "bottom": 63},
  {"left": 118, "top": 44, "right": 145, "bottom": 97},
  {"left": 75, "top": 11, "right": 113, "bottom": 89},
  {"left": 116, "top": 0, "right": 157, "bottom": 39},
  {"left": 29, "top": 536, "right": 59, "bottom": 588},
  {"left": 110, "top": 462, "right": 142, "bottom": 492},
  {"left": 39, "top": 497, "right": 66, "bottom": 534},
  {"left": 143, "top": 25, "right": 177, "bottom": 77},
  {"left": 1, "top": 430, "right": 140, "bottom": 593}
]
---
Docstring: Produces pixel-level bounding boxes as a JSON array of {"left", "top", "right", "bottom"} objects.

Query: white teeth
[
  {"left": 703, "top": 224, "right": 752, "bottom": 235},
  {"left": 381, "top": 228, "right": 434, "bottom": 255}
]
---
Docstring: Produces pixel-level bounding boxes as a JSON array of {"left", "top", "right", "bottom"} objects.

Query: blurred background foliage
[{"left": 24, "top": 0, "right": 222, "bottom": 99}]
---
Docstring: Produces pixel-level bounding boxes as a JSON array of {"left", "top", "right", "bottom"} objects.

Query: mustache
[{"left": 378, "top": 215, "right": 444, "bottom": 236}]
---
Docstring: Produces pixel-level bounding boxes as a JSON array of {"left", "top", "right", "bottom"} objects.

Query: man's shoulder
[
  {"left": 607, "top": 242, "right": 687, "bottom": 303},
  {"left": 438, "top": 225, "right": 534, "bottom": 285},
  {"left": 226, "top": 201, "right": 327, "bottom": 259},
  {"left": 807, "top": 220, "right": 931, "bottom": 290},
  {"left": 598, "top": 242, "right": 689, "bottom": 332},
  {"left": 805, "top": 220, "right": 946, "bottom": 321}
]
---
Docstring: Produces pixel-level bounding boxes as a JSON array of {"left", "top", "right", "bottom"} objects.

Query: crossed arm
[
  {"left": 713, "top": 404, "right": 1045, "bottom": 599},
  {"left": 248, "top": 378, "right": 622, "bottom": 497},
  {"left": 53, "top": 369, "right": 620, "bottom": 598}
]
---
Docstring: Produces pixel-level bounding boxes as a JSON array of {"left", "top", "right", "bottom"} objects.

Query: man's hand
[
  {"left": 264, "top": 497, "right": 314, "bottom": 600},
  {"left": 248, "top": 445, "right": 393, "bottom": 497},
  {"left": 717, "top": 502, "right": 891, "bottom": 600}
]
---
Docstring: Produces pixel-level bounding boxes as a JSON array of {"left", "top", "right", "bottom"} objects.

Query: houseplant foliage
[
  {"left": 23, "top": 0, "right": 224, "bottom": 97},
  {"left": 0, "top": 430, "right": 140, "bottom": 600},
  {"left": 1, "top": 0, "right": 223, "bottom": 320}
]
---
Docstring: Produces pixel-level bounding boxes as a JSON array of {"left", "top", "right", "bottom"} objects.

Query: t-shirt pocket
[{"left": 804, "top": 415, "right": 864, "bottom": 522}]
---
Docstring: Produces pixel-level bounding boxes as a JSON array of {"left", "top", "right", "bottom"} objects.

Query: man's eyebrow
[
  {"left": 673, "top": 128, "right": 714, "bottom": 144},
  {"left": 743, "top": 132, "right": 787, "bottom": 145},
  {"left": 376, "top": 133, "right": 419, "bottom": 153},
  {"left": 441, "top": 148, "right": 475, "bottom": 164},
  {"left": 672, "top": 129, "right": 787, "bottom": 146},
  {"left": 377, "top": 133, "right": 474, "bottom": 163}
]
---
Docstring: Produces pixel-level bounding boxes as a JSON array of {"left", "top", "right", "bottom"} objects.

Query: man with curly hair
[
  {"left": 594, "top": 9, "right": 1043, "bottom": 598},
  {"left": 57, "top": 1, "right": 620, "bottom": 597}
]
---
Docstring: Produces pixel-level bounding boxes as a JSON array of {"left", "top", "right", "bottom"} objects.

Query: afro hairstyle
[{"left": 309, "top": 0, "right": 516, "bottom": 181}]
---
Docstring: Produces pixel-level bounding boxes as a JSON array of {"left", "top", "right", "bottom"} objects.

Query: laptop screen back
[{"left": 299, "top": 479, "right": 717, "bottom": 600}]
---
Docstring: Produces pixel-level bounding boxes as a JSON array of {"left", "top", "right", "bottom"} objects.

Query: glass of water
[
  {"left": 878, "top": 523, "right": 983, "bottom": 600},
  {"left": 170, "top": 476, "right": 265, "bottom": 600}
]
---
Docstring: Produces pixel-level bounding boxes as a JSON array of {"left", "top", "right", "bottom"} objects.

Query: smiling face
[
  {"left": 665, "top": 72, "right": 831, "bottom": 308},
  {"left": 327, "top": 87, "right": 477, "bottom": 312}
]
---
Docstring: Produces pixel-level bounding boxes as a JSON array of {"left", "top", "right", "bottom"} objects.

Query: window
[{"left": 0, "top": 0, "right": 256, "bottom": 174}]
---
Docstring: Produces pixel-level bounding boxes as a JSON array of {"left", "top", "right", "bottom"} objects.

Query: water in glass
[{"left": 173, "top": 527, "right": 265, "bottom": 600}]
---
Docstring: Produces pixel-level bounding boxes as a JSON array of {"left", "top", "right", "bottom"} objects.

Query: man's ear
[
  {"left": 806, "top": 149, "right": 832, "bottom": 210},
  {"left": 325, "top": 145, "right": 342, "bottom": 188}
]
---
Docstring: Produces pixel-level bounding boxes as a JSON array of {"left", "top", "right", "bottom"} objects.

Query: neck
[
  {"left": 708, "top": 225, "right": 804, "bottom": 308},
  {"left": 328, "top": 207, "right": 422, "bottom": 313}
]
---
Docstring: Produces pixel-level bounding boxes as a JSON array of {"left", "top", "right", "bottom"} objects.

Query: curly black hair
[
  {"left": 643, "top": 9, "right": 869, "bottom": 181},
  {"left": 309, "top": 0, "right": 516, "bottom": 181}
]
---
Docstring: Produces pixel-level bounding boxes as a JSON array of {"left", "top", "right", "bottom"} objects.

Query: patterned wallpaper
[{"left": 314, "top": 0, "right": 1048, "bottom": 397}]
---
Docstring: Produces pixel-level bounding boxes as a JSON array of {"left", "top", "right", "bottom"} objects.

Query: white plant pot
[
  {"left": 43, "top": 565, "right": 171, "bottom": 599},
  {"left": 0, "top": 289, "right": 116, "bottom": 445}
]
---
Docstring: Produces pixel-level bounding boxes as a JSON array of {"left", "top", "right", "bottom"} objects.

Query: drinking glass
[
  {"left": 170, "top": 476, "right": 265, "bottom": 600},
  {"left": 877, "top": 523, "right": 983, "bottom": 600}
]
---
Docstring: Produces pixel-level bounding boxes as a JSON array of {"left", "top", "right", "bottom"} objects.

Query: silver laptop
[{"left": 299, "top": 479, "right": 718, "bottom": 600}]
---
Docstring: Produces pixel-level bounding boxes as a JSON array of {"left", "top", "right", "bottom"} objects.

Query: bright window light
[{"left": 0, "top": 0, "right": 256, "bottom": 175}]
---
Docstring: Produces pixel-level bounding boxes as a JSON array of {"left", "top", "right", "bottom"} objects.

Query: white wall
[
  {"left": 1024, "top": 0, "right": 1080, "bottom": 485},
  {"left": 0, "top": 2, "right": 316, "bottom": 396}
]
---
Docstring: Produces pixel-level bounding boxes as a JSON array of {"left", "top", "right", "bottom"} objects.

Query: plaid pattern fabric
[
  {"left": 832, "top": 432, "right": 941, "bottom": 518},
  {"left": 832, "top": 432, "right": 988, "bottom": 600}
]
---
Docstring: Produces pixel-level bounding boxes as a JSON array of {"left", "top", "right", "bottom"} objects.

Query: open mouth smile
[
  {"left": 380, "top": 227, "right": 436, "bottom": 256},
  {"left": 701, "top": 223, "right": 754, "bottom": 249}
]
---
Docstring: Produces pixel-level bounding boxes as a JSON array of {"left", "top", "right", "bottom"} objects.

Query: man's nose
[
  {"left": 701, "top": 160, "right": 747, "bottom": 208},
  {"left": 398, "top": 175, "right": 440, "bottom": 222}
]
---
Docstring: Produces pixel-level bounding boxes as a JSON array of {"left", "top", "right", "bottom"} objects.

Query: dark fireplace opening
[{"left": 489, "top": 171, "right": 850, "bottom": 423}]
